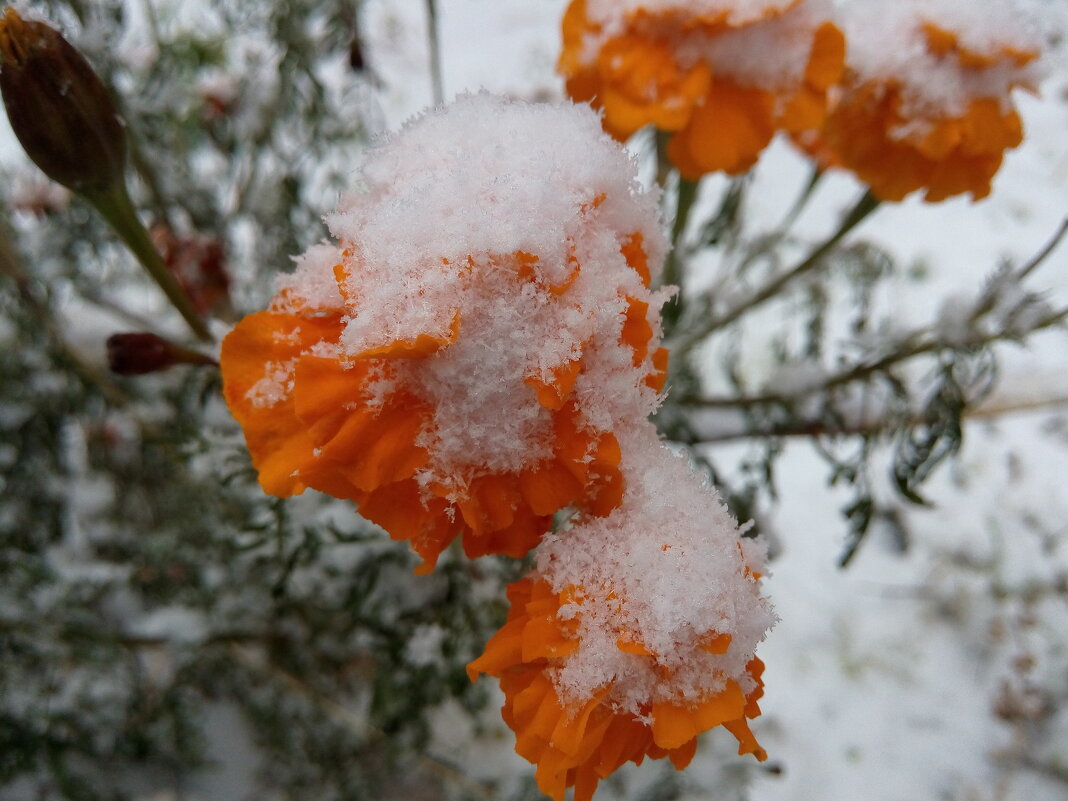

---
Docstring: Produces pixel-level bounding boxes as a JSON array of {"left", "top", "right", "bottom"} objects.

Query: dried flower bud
[
  {"left": 0, "top": 8, "right": 126, "bottom": 196},
  {"left": 106, "top": 332, "right": 216, "bottom": 376}
]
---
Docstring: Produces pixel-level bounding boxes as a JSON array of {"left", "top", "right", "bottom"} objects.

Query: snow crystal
[
  {"left": 245, "top": 359, "right": 296, "bottom": 408},
  {"left": 585, "top": 0, "right": 801, "bottom": 31},
  {"left": 273, "top": 242, "right": 344, "bottom": 312},
  {"left": 535, "top": 423, "right": 776, "bottom": 713}
]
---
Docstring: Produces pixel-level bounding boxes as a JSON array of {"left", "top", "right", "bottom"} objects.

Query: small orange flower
[
  {"left": 469, "top": 425, "right": 775, "bottom": 800},
  {"left": 560, "top": 0, "right": 845, "bottom": 177},
  {"left": 822, "top": 6, "right": 1042, "bottom": 202},
  {"left": 221, "top": 95, "right": 669, "bottom": 572},
  {"left": 469, "top": 578, "right": 767, "bottom": 801}
]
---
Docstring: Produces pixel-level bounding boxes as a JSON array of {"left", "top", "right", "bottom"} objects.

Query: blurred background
[{"left": 1, "top": 2, "right": 1066, "bottom": 800}]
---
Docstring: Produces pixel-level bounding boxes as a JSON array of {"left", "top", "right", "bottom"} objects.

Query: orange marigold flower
[
  {"left": 822, "top": 1, "right": 1044, "bottom": 202},
  {"left": 469, "top": 425, "right": 776, "bottom": 800},
  {"left": 220, "top": 95, "right": 671, "bottom": 572},
  {"left": 560, "top": 0, "right": 845, "bottom": 177}
]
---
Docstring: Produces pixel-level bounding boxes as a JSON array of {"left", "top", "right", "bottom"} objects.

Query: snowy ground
[{"left": 3, "top": 1, "right": 1066, "bottom": 799}]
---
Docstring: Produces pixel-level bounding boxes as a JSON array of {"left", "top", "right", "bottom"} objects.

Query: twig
[
  {"left": 1016, "top": 216, "right": 1068, "bottom": 281},
  {"left": 660, "top": 177, "right": 699, "bottom": 335},
  {"left": 680, "top": 392, "right": 1068, "bottom": 445},
  {"left": 424, "top": 0, "right": 444, "bottom": 106},
  {"left": 678, "top": 305, "right": 1068, "bottom": 410},
  {"left": 84, "top": 180, "right": 213, "bottom": 342},
  {"left": 672, "top": 189, "right": 880, "bottom": 357}
]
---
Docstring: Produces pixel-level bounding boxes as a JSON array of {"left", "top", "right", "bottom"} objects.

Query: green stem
[
  {"left": 734, "top": 166, "right": 824, "bottom": 276},
  {"left": 424, "top": 0, "right": 444, "bottom": 105},
  {"left": 85, "top": 181, "right": 212, "bottom": 342},
  {"left": 779, "top": 163, "right": 824, "bottom": 234},
  {"left": 673, "top": 188, "right": 880, "bottom": 355},
  {"left": 660, "top": 176, "right": 699, "bottom": 336}
]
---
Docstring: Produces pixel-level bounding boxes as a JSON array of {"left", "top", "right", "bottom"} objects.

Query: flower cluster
[
  {"left": 561, "top": 0, "right": 1046, "bottom": 202},
  {"left": 221, "top": 94, "right": 774, "bottom": 798},
  {"left": 560, "top": 0, "right": 845, "bottom": 176}
]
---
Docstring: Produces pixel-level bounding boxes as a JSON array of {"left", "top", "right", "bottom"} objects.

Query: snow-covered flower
[
  {"left": 468, "top": 425, "right": 775, "bottom": 800},
  {"left": 559, "top": 0, "right": 845, "bottom": 176},
  {"left": 220, "top": 94, "right": 669, "bottom": 572},
  {"left": 823, "top": 0, "right": 1044, "bottom": 202}
]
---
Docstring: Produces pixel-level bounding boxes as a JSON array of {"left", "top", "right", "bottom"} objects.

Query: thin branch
[
  {"left": 424, "top": 0, "right": 444, "bottom": 106},
  {"left": 680, "top": 392, "right": 1068, "bottom": 445},
  {"left": 1017, "top": 216, "right": 1068, "bottom": 281},
  {"left": 679, "top": 305, "right": 1068, "bottom": 410},
  {"left": 672, "top": 189, "right": 880, "bottom": 356}
]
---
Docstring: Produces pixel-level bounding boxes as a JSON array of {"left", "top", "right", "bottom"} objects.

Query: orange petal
[
  {"left": 620, "top": 231, "right": 651, "bottom": 287},
  {"left": 616, "top": 635, "right": 653, "bottom": 656},
  {"left": 526, "top": 356, "right": 583, "bottom": 411},
  {"left": 668, "top": 81, "right": 776, "bottom": 177},
  {"left": 519, "top": 459, "right": 585, "bottom": 516},
  {"left": 221, "top": 311, "right": 345, "bottom": 496},
  {"left": 621, "top": 296, "right": 652, "bottom": 366},
  {"left": 352, "top": 310, "right": 461, "bottom": 360},
  {"left": 668, "top": 736, "right": 698, "bottom": 770},
  {"left": 645, "top": 347, "right": 670, "bottom": 392},
  {"left": 650, "top": 703, "right": 700, "bottom": 751},
  {"left": 456, "top": 473, "right": 520, "bottom": 534},
  {"left": 804, "top": 21, "right": 845, "bottom": 91},
  {"left": 722, "top": 717, "right": 767, "bottom": 761},
  {"left": 699, "top": 632, "right": 732, "bottom": 655},
  {"left": 691, "top": 681, "right": 746, "bottom": 731}
]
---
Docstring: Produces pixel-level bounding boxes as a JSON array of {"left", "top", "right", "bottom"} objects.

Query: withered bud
[
  {"left": 0, "top": 8, "right": 126, "bottom": 196},
  {"left": 106, "top": 333, "right": 216, "bottom": 376}
]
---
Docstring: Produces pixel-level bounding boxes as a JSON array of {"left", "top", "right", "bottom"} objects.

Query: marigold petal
[
  {"left": 620, "top": 232, "right": 651, "bottom": 287},
  {"left": 668, "top": 82, "right": 776, "bottom": 177},
  {"left": 650, "top": 703, "right": 701, "bottom": 751},
  {"left": 722, "top": 717, "right": 768, "bottom": 761},
  {"left": 804, "top": 21, "right": 846, "bottom": 91},
  {"left": 691, "top": 681, "right": 746, "bottom": 731},
  {"left": 526, "top": 356, "right": 583, "bottom": 411},
  {"left": 668, "top": 737, "right": 698, "bottom": 770},
  {"left": 519, "top": 460, "right": 585, "bottom": 516}
]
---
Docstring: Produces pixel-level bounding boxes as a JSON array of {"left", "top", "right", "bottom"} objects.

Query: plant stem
[
  {"left": 85, "top": 181, "right": 212, "bottom": 342},
  {"left": 1017, "top": 216, "right": 1068, "bottom": 281},
  {"left": 673, "top": 188, "right": 880, "bottom": 355},
  {"left": 424, "top": 0, "right": 444, "bottom": 106},
  {"left": 660, "top": 176, "right": 699, "bottom": 335},
  {"left": 678, "top": 304, "right": 1068, "bottom": 410},
  {"left": 779, "top": 163, "right": 824, "bottom": 233}
]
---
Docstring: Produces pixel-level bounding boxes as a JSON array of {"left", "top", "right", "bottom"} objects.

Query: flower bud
[
  {"left": 0, "top": 8, "right": 126, "bottom": 196},
  {"left": 106, "top": 333, "right": 216, "bottom": 376}
]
